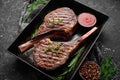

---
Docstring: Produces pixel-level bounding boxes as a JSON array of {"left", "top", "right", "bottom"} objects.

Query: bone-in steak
[
  {"left": 33, "top": 27, "right": 98, "bottom": 70},
  {"left": 33, "top": 38, "right": 78, "bottom": 70},
  {"left": 19, "top": 7, "right": 77, "bottom": 53},
  {"left": 37, "top": 7, "right": 77, "bottom": 40}
]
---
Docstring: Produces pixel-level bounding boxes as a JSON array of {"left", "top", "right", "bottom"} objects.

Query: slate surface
[{"left": 0, "top": 0, "right": 120, "bottom": 80}]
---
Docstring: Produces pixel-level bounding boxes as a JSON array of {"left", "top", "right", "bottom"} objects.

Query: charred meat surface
[
  {"left": 33, "top": 38, "right": 78, "bottom": 70},
  {"left": 37, "top": 7, "right": 77, "bottom": 40},
  {"left": 19, "top": 7, "right": 77, "bottom": 53},
  {"left": 33, "top": 27, "right": 98, "bottom": 70}
]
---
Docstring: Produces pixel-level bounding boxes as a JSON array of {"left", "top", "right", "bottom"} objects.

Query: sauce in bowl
[{"left": 78, "top": 13, "right": 97, "bottom": 27}]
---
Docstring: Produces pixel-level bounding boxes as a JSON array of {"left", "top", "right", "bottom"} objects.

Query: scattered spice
[{"left": 80, "top": 61, "right": 101, "bottom": 80}]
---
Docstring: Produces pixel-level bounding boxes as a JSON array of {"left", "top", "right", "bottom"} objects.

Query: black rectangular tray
[{"left": 8, "top": 0, "right": 108, "bottom": 80}]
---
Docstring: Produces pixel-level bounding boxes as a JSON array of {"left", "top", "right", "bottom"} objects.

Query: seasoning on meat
[
  {"left": 33, "top": 27, "right": 98, "bottom": 70},
  {"left": 18, "top": 7, "right": 77, "bottom": 53}
]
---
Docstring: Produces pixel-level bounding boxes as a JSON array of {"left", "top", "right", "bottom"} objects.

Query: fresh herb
[
  {"left": 48, "top": 18, "right": 62, "bottom": 27},
  {"left": 21, "top": 13, "right": 31, "bottom": 24},
  {"left": 44, "top": 43, "right": 61, "bottom": 53},
  {"left": 53, "top": 46, "right": 85, "bottom": 80},
  {"left": 44, "top": 45, "right": 51, "bottom": 53},
  {"left": 30, "top": 23, "right": 43, "bottom": 39},
  {"left": 54, "top": 43, "right": 61, "bottom": 50},
  {"left": 28, "top": 0, "right": 48, "bottom": 12},
  {"left": 31, "top": 27, "right": 38, "bottom": 38},
  {"left": 21, "top": 0, "right": 49, "bottom": 24},
  {"left": 100, "top": 56, "right": 116, "bottom": 80}
]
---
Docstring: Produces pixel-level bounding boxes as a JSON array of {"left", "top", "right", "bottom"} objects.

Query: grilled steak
[
  {"left": 33, "top": 38, "right": 77, "bottom": 70},
  {"left": 33, "top": 27, "right": 98, "bottom": 70},
  {"left": 37, "top": 7, "right": 77, "bottom": 40},
  {"left": 19, "top": 7, "right": 77, "bottom": 53}
]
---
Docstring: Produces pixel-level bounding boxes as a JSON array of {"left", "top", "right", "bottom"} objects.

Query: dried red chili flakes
[{"left": 79, "top": 61, "right": 101, "bottom": 80}]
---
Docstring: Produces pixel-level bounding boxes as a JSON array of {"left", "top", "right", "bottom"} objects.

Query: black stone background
[{"left": 0, "top": 0, "right": 120, "bottom": 80}]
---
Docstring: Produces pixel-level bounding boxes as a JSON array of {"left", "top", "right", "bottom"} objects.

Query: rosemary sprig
[{"left": 53, "top": 46, "right": 85, "bottom": 80}]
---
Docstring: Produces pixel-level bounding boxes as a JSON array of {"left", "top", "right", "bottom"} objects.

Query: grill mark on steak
[
  {"left": 38, "top": 7, "right": 77, "bottom": 37},
  {"left": 33, "top": 38, "right": 77, "bottom": 70},
  {"left": 18, "top": 7, "right": 77, "bottom": 53},
  {"left": 33, "top": 27, "right": 98, "bottom": 70},
  {"left": 44, "top": 9, "right": 75, "bottom": 26}
]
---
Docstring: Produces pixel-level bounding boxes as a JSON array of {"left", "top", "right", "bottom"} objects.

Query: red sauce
[{"left": 78, "top": 13, "right": 97, "bottom": 27}]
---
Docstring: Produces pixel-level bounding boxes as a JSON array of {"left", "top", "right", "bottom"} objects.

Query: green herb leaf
[
  {"left": 100, "top": 55, "right": 116, "bottom": 80},
  {"left": 68, "top": 47, "right": 85, "bottom": 69},
  {"left": 28, "top": 0, "right": 48, "bottom": 12},
  {"left": 52, "top": 46, "right": 86, "bottom": 80},
  {"left": 44, "top": 43, "right": 61, "bottom": 53},
  {"left": 21, "top": 0, "right": 49, "bottom": 24}
]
